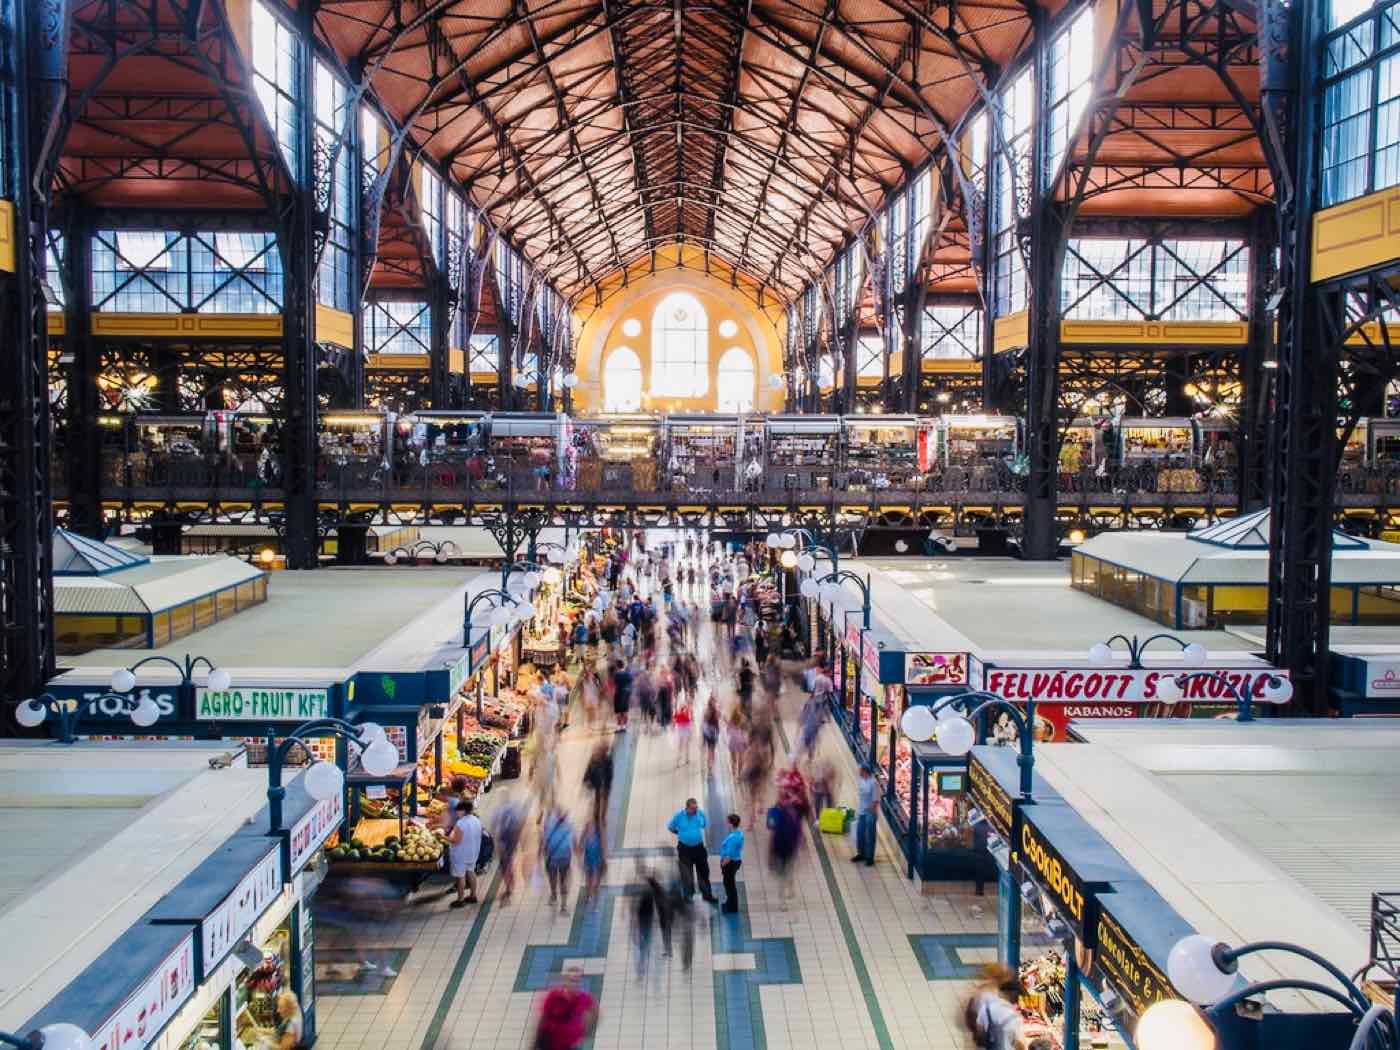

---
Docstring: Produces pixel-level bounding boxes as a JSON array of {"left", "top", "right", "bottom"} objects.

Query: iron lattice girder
[{"left": 316, "top": 0, "right": 994, "bottom": 302}]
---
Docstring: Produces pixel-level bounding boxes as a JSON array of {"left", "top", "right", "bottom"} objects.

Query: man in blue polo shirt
[
  {"left": 717, "top": 814, "right": 744, "bottom": 914},
  {"left": 666, "top": 797, "right": 718, "bottom": 903}
]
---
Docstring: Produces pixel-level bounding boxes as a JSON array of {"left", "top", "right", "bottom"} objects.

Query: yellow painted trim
[
  {"left": 921, "top": 358, "right": 980, "bottom": 374},
  {"left": 449, "top": 347, "right": 465, "bottom": 372},
  {"left": 91, "top": 313, "right": 282, "bottom": 337},
  {"left": 992, "top": 310, "right": 1029, "bottom": 353},
  {"left": 366, "top": 353, "right": 429, "bottom": 369},
  {"left": 469, "top": 371, "right": 499, "bottom": 383},
  {"left": 48, "top": 311, "right": 66, "bottom": 336},
  {"left": 1345, "top": 320, "right": 1383, "bottom": 345},
  {"left": 0, "top": 199, "right": 14, "bottom": 273},
  {"left": 1059, "top": 319, "right": 1248, "bottom": 345},
  {"left": 315, "top": 304, "right": 355, "bottom": 348},
  {"left": 1312, "top": 187, "right": 1400, "bottom": 281}
]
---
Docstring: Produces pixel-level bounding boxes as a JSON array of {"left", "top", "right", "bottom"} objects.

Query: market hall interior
[{"left": 3, "top": 0, "right": 1400, "bottom": 1047}]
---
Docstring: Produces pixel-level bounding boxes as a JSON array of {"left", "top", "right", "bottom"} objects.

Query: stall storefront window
[
  {"left": 178, "top": 996, "right": 224, "bottom": 1050},
  {"left": 235, "top": 916, "right": 293, "bottom": 1048}
]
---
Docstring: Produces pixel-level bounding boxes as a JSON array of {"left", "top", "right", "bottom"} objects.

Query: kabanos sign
[{"left": 985, "top": 666, "right": 1290, "bottom": 704}]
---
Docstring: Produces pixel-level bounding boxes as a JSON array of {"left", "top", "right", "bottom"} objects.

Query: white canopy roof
[{"left": 1077, "top": 520, "right": 1400, "bottom": 586}]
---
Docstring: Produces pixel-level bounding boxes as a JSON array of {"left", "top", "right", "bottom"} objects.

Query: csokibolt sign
[{"left": 196, "top": 687, "right": 330, "bottom": 722}]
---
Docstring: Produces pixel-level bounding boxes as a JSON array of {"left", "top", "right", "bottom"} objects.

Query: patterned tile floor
[{"left": 314, "top": 608, "right": 1000, "bottom": 1050}]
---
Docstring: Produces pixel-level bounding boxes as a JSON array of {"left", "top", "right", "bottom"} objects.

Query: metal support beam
[
  {"left": 1265, "top": 0, "right": 1332, "bottom": 714},
  {"left": 1240, "top": 209, "right": 1276, "bottom": 511},
  {"left": 2, "top": 0, "right": 65, "bottom": 702},
  {"left": 63, "top": 207, "right": 103, "bottom": 537},
  {"left": 1021, "top": 22, "right": 1062, "bottom": 561},
  {"left": 279, "top": 3, "right": 321, "bottom": 569}
]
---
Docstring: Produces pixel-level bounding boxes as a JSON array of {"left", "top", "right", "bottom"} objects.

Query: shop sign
[
  {"left": 968, "top": 655, "right": 985, "bottom": 691},
  {"left": 202, "top": 846, "right": 281, "bottom": 969},
  {"left": 860, "top": 665, "right": 881, "bottom": 699},
  {"left": 1367, "top": 660, "right": 1400, "bottom": 698},
  {"left": 861, "top": 636, "right": 881, "bottom": 676},
  {"left": 447, "top": 653, "right": 470, "bottom": 697},
  {"left": 288, "top": 790, "right": 343, "bottom": 872},
  {"left": 967, "top": 754, "right": 1014, "bottom": 841},
  {"left": 1094, "top": 907, "right": 1180, "bottom": 1025},
  {"left": 983, "top": 666, "right": 1289, "bottom": 704},
  {"left": 844, "top": 620, "right": 862, "bottom": 650},
  {"left": 906, "top": 652, "right": 969, "bottom": 687},
  {"left": 196, "top": 687, "right": 329, "bottom": 722},
  {"left": 93, "top": 935, "right": 196, "bottom": 1050},
  {"left": 1019, "top": 814, "right": 1088, "bottom": 935},
  {"left": 469, "top": 632, "right": 491, "bottom": 674},
  {"left": 44, "top": 686, "right": 179, "bottom": 722}
]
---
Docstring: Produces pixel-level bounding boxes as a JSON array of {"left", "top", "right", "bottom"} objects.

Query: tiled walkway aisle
[{"left": 315, "top": 620, "right": 998, "bottom": 1050}]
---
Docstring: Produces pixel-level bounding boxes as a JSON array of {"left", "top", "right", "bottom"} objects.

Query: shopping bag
[{"left": 818, "top": 807, "right": 850, "bottom": 834}]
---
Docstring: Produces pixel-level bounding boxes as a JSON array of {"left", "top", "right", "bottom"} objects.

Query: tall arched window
[
  {"left": 603, "top": 346, "right": 643, "bottom": 412},
  {"left": 716, "top": 347, "right": 755, "bottom": 412},
  {"left": 651, "top": 292, "right": 708, "bottom": 397}
]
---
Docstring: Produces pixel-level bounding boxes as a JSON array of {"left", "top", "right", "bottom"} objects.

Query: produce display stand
[{"left": 346, "top": 763, "right": 418, "bottom": 838}]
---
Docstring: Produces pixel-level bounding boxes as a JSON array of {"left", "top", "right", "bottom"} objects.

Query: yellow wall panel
[
  {"left": 91, "top": 313, "right": 282, "bottom": 337},
  {"left": 366, "top": 353, "right": 429, "bottom": 369},
  {"left": 1312, "top": 187, "right": 1400, "bottom": 281},
  {"left": 992, "top": 310, "right": 1028, "bottom": 353},
  {"left": 315, "top": 304, "right": 355, "bottom": 348},
  {"left": 48, "top": 311, "right": 66, "bottom": 336},
  {"left": 0, "top": 199, "right": 14, "bottom": 273},
  {"left": 921, "top": 358, "right": 981, "bottom": 373},
  {"left": 1059, "top": 319, "right": 1248, "bottom": 345}
]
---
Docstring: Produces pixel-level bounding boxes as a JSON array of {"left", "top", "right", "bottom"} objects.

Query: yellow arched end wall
[{"left": 573, "top": 270, "right": 786, "bottom": 414}]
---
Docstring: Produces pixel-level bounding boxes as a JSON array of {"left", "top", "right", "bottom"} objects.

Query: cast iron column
[
  {"left": 1240, "top": 210, "right": 1277, "bottom": 511},
  {"left": 1021, "top": 21, "right": 1064, "bottom": 561},
  {"left": 1265, "top": 0, "right": 1334, "bottom": 714},
  {"left": 1, "top": 0, "right": 66, "bottom": 702},
  {"left": 64, "top": 206, "right": 104, "bottom": 537},
  {"left": 279, "top": 2, "right": 320, "bottom": 568}
]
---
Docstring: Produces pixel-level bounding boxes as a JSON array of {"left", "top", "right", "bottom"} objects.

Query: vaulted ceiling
[{"left": 316, "top": 0, "right": 1036, "bottom": 301}]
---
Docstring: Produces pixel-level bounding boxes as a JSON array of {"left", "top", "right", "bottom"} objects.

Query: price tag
[{"left": 365, "top": 785, "right": 388, "bottom": 800}]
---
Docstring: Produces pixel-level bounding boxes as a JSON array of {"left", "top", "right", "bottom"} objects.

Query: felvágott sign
[
  {"left": 984, "top": 666, "right": 1290, "bottom": 704},
  {"left": 196, "top": 687, "right": 329, "bottom": 722}
]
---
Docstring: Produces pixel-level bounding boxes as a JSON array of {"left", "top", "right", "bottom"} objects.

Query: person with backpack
[
  {"left": 447, "top": 799, "right": 484, "bottom": 909},
  {"left": 963, "top": 964, "right": 1028, "bottom": 1050},
  {"left": 582, "top": 740, "right": 614, "bottom": 832}
]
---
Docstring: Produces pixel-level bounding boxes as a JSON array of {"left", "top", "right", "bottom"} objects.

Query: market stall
[
  {"left": 843, "top": 415, "right": 921, "bottom": 489},
  {"left": 129, "top": 414, "right": 218, "bottom": 488},
  {"left": 903, "top": 740, "right": 996, "bottom": 883},
  {"left": 317, "top": 411, "right": 393, "bottom": 493},
  {"left": 763, "top": 415, "right": 840, "bottom": 492},
  {"left": 400, "top": 410, "right": 487, "bottom": 490},
  {"left": 483, "top": 412, "right": 567, "bottom": 491},
  {"left": 571, "top": 415, "right": 662, "bottom": 492},
  {"left": 965, "top": 745, "right": 1201, "bottom": 1050},
  {"left": 939, "top": 414, "right": 1020, "bottom": 469},
  {"left": 665, "top": 414, "right": 741, "bottom": 494},
  {"left": 1059, "top": 418, "right": 1105, "bottom": 478},
  {"left": 1110, "top": 417, "right": 1197, "bottom": 492}
]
